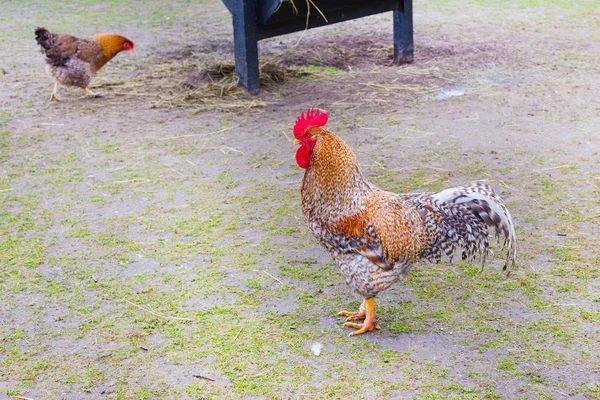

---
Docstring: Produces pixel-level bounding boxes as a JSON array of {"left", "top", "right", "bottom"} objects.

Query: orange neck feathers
[
  {"left": 300, "top": 129, "right": 372, "bottom": 224},
  {"left": 94, "top": 33, "right": 133, "bottom": 59},
  {"left": 307, "top": 128, "right": 363, "bottom": 188}
]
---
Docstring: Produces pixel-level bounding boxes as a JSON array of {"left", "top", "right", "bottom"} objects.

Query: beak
[{"left": 294, "top": 139, "right": 301, "bottom": 145}]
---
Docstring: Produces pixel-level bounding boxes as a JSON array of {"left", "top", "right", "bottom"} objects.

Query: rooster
[
  {"left": 293, "top": 108, "right": 517, "bottom": 336},
  {"left": 34, "top": 27, "right": 134, "bottom": 101}
]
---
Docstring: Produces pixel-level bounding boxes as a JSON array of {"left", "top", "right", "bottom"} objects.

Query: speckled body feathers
[{"left": 300, "top": 127, "right": 517, "bottom": 299}]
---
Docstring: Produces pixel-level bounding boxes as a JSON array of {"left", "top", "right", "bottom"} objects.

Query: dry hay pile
[
  {"left": 93, "top": 57, "right": 307, "bottom": 112},
  {"left": 90, "top": 31, "right": 476, "bottom": 111}
]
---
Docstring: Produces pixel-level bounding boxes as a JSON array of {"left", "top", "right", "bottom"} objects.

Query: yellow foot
[
  {"left": 344, "top": 320, "right": 381, "bottom": 336},
  {"left": 49, "top": 82, "right": 61, "bottom": 102},
  {"left": 338, "top": 309, "right": 366, "bottom": 321},
  {"left": 84, "top": 88, "right": 102, "bottom": 98},
  {"left": 339, "top": 299, "right": 366, "bottom": 321},
  {"left": 342, "top": 297, "right": 380, "bottom": 336}
]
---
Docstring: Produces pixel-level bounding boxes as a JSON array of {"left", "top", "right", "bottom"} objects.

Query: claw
[
  {"left": 84, "top": 88, "right": 102, "bottom": 98},
  {"left": 338, "top": 310, "right": 366, "bottom": 321},
  {"left": 344, "top": 322, "right": 362, "bottom": 329},
  {"left": 340, "top": 298, "right": 379, "bottom": 336},
  {"left": 345, "top": 320, "right": 380, "bottom": 336},
  {"left": 338, "top": 299, "right": 366, "bottom": 321}
]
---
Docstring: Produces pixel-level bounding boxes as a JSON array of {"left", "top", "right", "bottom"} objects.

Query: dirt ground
[{"left": 1, "top": 0, "right": 599, "bottom": 399}]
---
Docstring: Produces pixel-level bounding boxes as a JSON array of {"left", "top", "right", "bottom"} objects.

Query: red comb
[{"left": 294, "top": 108, "right": 328, "bottom": 138}]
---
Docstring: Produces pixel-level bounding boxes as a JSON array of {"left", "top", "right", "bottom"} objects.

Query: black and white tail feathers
[{"left": 431, "top": 183, "right": 517, "bottom": 271}]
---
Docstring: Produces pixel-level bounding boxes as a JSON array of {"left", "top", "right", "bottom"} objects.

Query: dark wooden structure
[{"left": 221, "top": 0, "right": 413, "bottom": 94}]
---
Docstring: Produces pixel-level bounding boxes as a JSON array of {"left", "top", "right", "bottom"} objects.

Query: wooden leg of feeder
[
  {"left": 393, "top": 0, "right": 414, "bottom": 64},
  {"left": 232, "top": 0, "right": 260, "bottom": 95}
]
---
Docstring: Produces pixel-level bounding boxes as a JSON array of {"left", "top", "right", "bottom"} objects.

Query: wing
[
  {"left": 364, "top": 191, "right": 429, "bottom": 267},
  {"left": 355, "top": 242, "right": 392, "bottom": 271},
  {"left": 35, "top": 28, "right": 100, "bottom": 68},
  {"left": 360, "top": 190, "right": 491, "bottom": 269},
  {"left": 326, "top": 191, "right": 428, "bottom": 272},
  {"left": 37, "top": 31, "right": 80, "bottom": 67}
]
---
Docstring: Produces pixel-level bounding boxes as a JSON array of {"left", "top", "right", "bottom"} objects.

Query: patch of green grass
[
  {"left": 298, "top": 65, "right": 346, "bottom": 80},
  {"left": 279, "top": 259, "right": 338, "bottom": 286},
  {"left": 580, "top": 310, "right": 600, "bottom": 324},
  {"left": 170, "top": 213, "right": 223, "bottom": 236},
  {"left": 550, "top": 245, "right": 587, "bottom": 263},
  {"left": 498, "top": 358, "right": 516, "bottom": 370},
  {"left": 0, "top": 111, "right": 12, "bottom": 127},
  {"left": 0, "top": 236, "right": 45, "bottom": 269},
  {"left": 389, "top": 320, "right": 414, "bottom": 333}
]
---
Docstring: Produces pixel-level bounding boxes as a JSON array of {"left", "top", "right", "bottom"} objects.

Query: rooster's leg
[
  {"left": 50, "top": 82, "right": 60, "bottom": 102},
  {"left": 343, "top": 297, "right": 380, "bottom": 336},
  {"left": 338, "top": 299, "right": 366, "bottom": 321}
]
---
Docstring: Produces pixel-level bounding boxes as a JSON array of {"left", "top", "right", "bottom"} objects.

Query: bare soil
[{"left": 1, "top": 1, "right": 599, "bottom": 399}]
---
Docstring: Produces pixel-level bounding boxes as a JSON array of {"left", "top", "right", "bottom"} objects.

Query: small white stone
[{"left": 311, "top": 342, "right": 323, "bottom": 356}]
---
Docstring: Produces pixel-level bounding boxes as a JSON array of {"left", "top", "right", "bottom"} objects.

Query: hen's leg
[
  {"left": 84, "top": 88, "right": 102, "bottom": 98},
  {"left": 343, "top": 297, "right": 380, "bottom": 336},
  {"left": 50, "top": 82, "right": 60, "bottom": 102},
  {"left": 338, "top": 299, "right": 366, "bottom": 321}
]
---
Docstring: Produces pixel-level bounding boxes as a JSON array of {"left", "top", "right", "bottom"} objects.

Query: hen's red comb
[{"left": 294, "top": 108, "right": 328, "bottom": 138}]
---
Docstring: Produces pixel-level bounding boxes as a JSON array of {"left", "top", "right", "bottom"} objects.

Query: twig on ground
[
  {"left": 583, "top": 212, "right": 600, "bottom": 221},
  {"left": 193, "top": 374, "right": 215, "bottom": 382},
  {"left": 253, "top": 269, "right": 284, "bottom": 285},
  {"left": 541, "top": 303, "right": 580, "bottom": 308},
  {"left": 424, "top": 166, "right": 450, "bottom": 171},
  {"left": 158, "top": 127, "right": 233, "bottom": 141},
  {"left": 422, "top": 177, "right": 440, "bottom": 186},
  {"left": 532, "top": 165, "right": 573, "bottom": 173},
  {"left": 109, "top": 92, "right": 156, "bottom": 97},
  {"left": 123, "top": 299, "right": 194, "bottom": 322},
  {"left": 217, "top": 146, "right": 244, "bottom": 155},
  {"left": 233, "top": 327, "right": 243, "bottom": 341},
  {"left": 113, "top": 178, "right": 152, "bottom": 184}
]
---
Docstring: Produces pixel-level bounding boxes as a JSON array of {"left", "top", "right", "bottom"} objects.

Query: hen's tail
[
  {"left": 35, "top": 27, "right": 53, "bottom": 50},
  {"left": 431, "top": 183, "right": 517, "bottom": 270}
]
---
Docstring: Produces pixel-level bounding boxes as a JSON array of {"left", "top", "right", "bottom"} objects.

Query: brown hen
[{"left": 35, "top": 27, "right": 134, "bottom": 101}]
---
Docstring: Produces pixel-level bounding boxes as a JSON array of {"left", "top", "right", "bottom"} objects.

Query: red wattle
[{"left": 296, "top": 144, "right": 312, "bottom": 169}]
